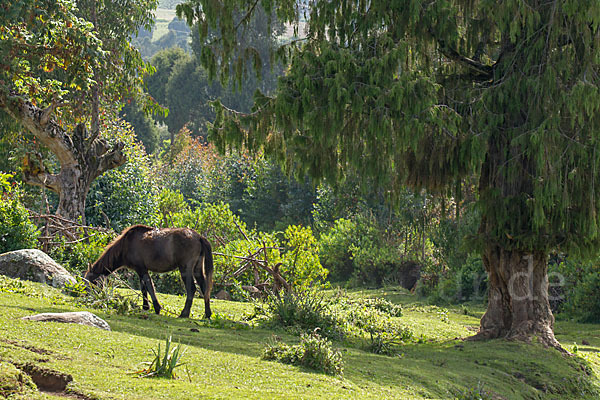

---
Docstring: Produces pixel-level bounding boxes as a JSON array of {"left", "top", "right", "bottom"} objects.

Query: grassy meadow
[{"left": 1, "top": 279, "right": 599, "bottom": 399}]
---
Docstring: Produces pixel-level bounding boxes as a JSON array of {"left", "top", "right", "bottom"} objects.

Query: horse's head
[{"left": 83, "top": 261, "right": 105, "bottom": 284}]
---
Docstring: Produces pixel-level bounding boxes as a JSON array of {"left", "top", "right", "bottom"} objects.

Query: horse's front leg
[
  {"left": 140, "top": 273, "right": 162, "bottom": 314},
  {"left": 137, "top": 271, "right": 150, "bottom": 311}
]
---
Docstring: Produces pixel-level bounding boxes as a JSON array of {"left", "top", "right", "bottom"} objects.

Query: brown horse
[{"left": 84, "top": 225, "right": 213, "bottom": 319}]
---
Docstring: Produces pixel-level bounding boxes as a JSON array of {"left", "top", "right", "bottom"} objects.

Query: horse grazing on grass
[{"left": 84, "top": 225, "right": 213, "bottom": 319}]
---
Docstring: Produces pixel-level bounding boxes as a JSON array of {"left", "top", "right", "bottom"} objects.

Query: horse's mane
[{"left": 88, "top": 225, "right": 153, "bottom": 274}]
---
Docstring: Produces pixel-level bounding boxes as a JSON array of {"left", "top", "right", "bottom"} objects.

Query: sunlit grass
[{"left": 0, "top": 279, "right": 599, "bottom": 399}]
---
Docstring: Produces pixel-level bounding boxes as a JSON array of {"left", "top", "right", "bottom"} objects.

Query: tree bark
[
  {"left": 0, "top": 92, "right": 126, "bottom": 222},
  {"left": 470, "top": 244, "right": 563, "bottom": 350}
]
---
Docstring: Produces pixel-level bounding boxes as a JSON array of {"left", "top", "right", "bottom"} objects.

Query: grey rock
[
  {"left": 0, "top": 249, "right": 75, "bottom": 288},
  {"left": 21, "top": 311, "right": 111, "bottom": 331},
  {"left": 215, "top": 289, "right": 231, "bottom": 300}
]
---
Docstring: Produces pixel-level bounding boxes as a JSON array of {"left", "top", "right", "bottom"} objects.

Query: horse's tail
[
  {"left": 201, "top": 237, "right": 214, "bottom": 283},
  {"left": 199, "top": 237, "right": 214, "bottom": 319}
]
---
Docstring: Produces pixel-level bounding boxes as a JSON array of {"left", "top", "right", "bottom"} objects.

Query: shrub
[
  {"left": 552, "top": 259, "right": 600, "bottom": 322},
  {"left": 318, "top": 218, "right": 355, "bottom": 282},
  {"left": 86, "top": 119, "right": 159, "bottom": 231},
  {"left": 256, "top": 288, "right": 412, "bottom": 355},
  {"left": 280, "top": 225, "right": 327, "bottom": 290},
  {"left": 0, "top": 173, "right": 39, "bottom": 254},
  {"left": 262, "top": 331, "right": 344, "bottom": 377},
  {"left": 425, "top": 254, "right": 487, "bottom": 305},
  {"left": 258, "top": 290, "right": 344, "bottom": 340}
]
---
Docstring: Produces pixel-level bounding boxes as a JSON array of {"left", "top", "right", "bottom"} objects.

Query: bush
[
  {"left": 76, "top": 276, "right": 138, "bottom": 315},
  {"left": 262, "top": 331, "right": 344, "bottom": 376},
  {"left": 280, "top": 225, "right": 327, "bottom": 290},
  {"left": 258, "top": 290, "right": 344, "bottom": 340},
  {"left": 0, "top": 173, "right": 39, "bottom": 253},
  {"left": 317, "top": 218, "right": 355, "bottom": 282},
  {"left": 255, "top": 288, "right": 412, "bottom": 355},
  {"left": 426, "top": 254, "right": 487, "bottom": 304},
  {"left": 551, "top": 259, "right": 600, "bottom": 322}
]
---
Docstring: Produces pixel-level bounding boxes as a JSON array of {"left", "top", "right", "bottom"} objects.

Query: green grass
[{"left": 0, "top": 279, "right": 599, "bottom": 399}]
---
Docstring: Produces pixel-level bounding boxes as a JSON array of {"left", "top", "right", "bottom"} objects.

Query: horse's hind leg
[
  {"left": 140, "top": 272, "right": 161, "bottom": 314},
  {"left": 179, "top": 264, "right": 196, "bottom": 318},
  {"left": 194, "top": 256, "right": 213, "bottom": 319}
]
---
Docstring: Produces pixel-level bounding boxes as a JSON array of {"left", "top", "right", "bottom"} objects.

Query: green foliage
[
  {"left": 551, "top": 259, "right": 600, "bottom": 323},
  {"left": 63, "top": 277, "right": 88, "bottom": 298},
  {"left": 318, "top": 218, "right": 355, "bottom": 282},
  {"left": 426, "top": 254, "right": 487, "bottom": 305},
  {"left": 0, "top": 173, "right": 39, "bottom": 254},
  {"left": 137, "top": 336, "right": 186, "bottom": 379},
  {"left": 48, "top": 231, "right": 113, "bottom": 275},
  {"left": 258, "top": 290, "right": 344, "bottom": 340},
  {"left": 280, "top": 225, "right": 326, "bottom": 290},
  {"left": 262, "top": 331, "right": 344, "bottom": 377},
  {"left": 120, "top": 100, "right": 162, "bottom": 154},
  {"left": 86, "top": 119, "right": 160, "bottom": 232},
  {"left": 318, "top": 213, "right": 425, "bottom": 287},
  {"left": 79, "top": 276, "right": 138, "bottom": 315},
  {"left": 181, "top": 0, "right": 600, "bottom": 263},
  {"left": 256, "top": 288, "right": 411, "bottom": 356}
]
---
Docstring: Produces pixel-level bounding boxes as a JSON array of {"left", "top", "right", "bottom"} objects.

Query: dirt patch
[
  {"left": 19, "top": 362, "right": 72, "bottom": 392},
  {"left": 14, "top": 363, "right": 93, "bottom": 399}
]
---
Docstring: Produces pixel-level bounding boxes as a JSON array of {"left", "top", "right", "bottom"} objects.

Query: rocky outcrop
[
  {"left": 21, "top": 311, "right": 111, "bottom": 331},
  {"left": 0, "top": 249, "right": 75, "bottom": 288}
]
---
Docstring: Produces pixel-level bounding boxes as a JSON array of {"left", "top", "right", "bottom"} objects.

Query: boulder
[
  {"left": 0, "top": 249, "right": 75, "bottom": 288},
  {"left": 21, "top": 311, "right": 111, "bottom": 331},
  {"left": 215, "top": 289, "right": 231, "bottom": 301}
]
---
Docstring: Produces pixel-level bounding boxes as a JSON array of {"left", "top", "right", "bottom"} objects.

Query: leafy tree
[
  {"left": 178, "top": 0, "right": 600, "bottom": 349},
  {"left": 0, "top": 0, "right": 157, "bottom": 222},
  {"left": 120, "top": 100, "right": 162, "bottom": 154}
]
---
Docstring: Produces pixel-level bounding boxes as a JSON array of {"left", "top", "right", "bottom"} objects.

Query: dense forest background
[{"left": 1, "top": 0, "right": 599, "bottom": 326}]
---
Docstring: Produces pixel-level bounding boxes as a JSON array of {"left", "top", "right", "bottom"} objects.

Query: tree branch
[
  {"left": 432, "top": 33, "right": 493, "bottom": 80},
  {"left": 92, "top": 141, "right": 126, "bottom": 180},
  {"left": 22, "top": 169, "right": 60, "bottom": 192},
  {"left": 0, "top": 91, "right": 77, "bottom": 165}
]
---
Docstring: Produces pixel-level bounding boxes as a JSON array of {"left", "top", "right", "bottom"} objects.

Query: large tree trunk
[
  {"left": 471, "top": 245, "right": 562, "bottom": 350},
  {"left": 0, "top": 92, "right": 126, "bottom": 222}
]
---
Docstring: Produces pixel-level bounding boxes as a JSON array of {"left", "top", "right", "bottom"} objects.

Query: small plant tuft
[
  {"left": 136, "top": 336, "right": 186, "bottom": 379},
  {"left": 262, "top": 330, "right": 344, "bottom": 377},
  {"left": 79, "top": 276, "right": 137, "bottom": 314}
]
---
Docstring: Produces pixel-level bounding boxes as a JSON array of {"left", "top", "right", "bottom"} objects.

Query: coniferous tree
[{"left": 178, "top": 0, "right": 600, "bottom": 349}]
